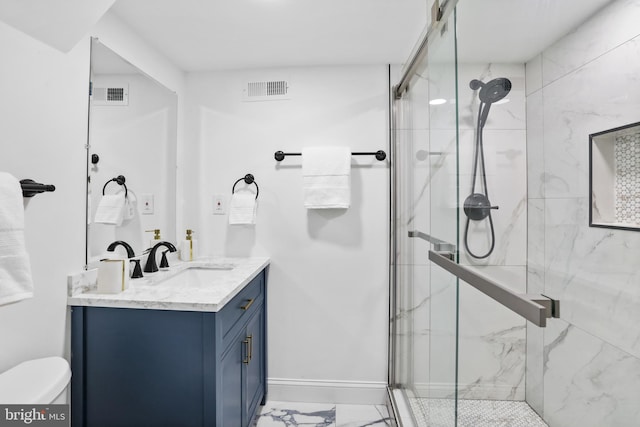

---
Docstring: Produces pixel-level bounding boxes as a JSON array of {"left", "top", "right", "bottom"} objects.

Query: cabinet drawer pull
[
  {"left": 248, "top": 335, "right": 253, "bottom": 361},
  {"left": 240, "top": 298, "right": 255, "bottom": 311},
  {"left": 243, "top": 338, "right": 250, "bottom": 364}
]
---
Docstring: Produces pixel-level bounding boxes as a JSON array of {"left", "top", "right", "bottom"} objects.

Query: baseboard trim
[{"left": 267, "top": 378, "right": 387, "bottom": 405}]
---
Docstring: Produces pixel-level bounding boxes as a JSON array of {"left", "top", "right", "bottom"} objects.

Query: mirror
[
  {"left": 590, "top": 121, "right": 640, "bottom": 231},
  {"left": 86, "top": 38, "right": 178, "bottom": 266}
]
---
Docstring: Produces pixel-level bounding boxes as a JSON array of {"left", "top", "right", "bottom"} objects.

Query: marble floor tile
[
  {"left": 254, "top": 401, "right": 393, "bottom": 427},
  {"left": 254, "top": 402, "right": 336, "bottom": 427}
]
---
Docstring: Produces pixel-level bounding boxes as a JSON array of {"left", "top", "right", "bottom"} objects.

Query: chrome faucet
[
  {"left": 144, "top": 241, "right": 177, "bottom": 273},
  {"left": 106, "top": 240, "right": 135, "bottom": 259}
]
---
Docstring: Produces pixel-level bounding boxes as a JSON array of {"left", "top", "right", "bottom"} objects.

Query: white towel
[
  {"left": 94, "top": 192, "right": 126, "bottom": 225},
  {"left": 0, "top": 172, "right": 34, "bottom": 306},
  {"left": 302, "top": 146, "right": 351, "bottom": 209},
  {"left": 229, "top": 192, "right": 257, "bottom": 225}
]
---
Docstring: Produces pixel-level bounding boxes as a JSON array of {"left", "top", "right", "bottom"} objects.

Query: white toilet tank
[{"left": 0, "top": 357, "right": 71, "bottom": 404}]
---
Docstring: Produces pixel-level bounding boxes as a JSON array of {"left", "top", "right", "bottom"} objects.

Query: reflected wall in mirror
[
  {"left": 86, "top": 38, "right": 177, "bottom": 266},
  {"left": 590, "top": 121, "right": 640, "bottom": 232}
]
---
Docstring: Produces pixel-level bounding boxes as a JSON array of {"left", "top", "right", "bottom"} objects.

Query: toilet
[{"left": 0, "top": 357, "right": 71, "bottom": 404}]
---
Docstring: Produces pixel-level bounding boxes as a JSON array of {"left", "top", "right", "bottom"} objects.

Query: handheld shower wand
[{"left": 463, "top": 77, "right": 511, "bottom": 259}]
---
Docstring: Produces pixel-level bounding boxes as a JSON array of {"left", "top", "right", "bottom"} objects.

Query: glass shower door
[
  {"left": 391, "top": 7, "right": 459, "bottom": 426},
  {"left": 422, "top": 9, "right": 459, "bottom": 426}
]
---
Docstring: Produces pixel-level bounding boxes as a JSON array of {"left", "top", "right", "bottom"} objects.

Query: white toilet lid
[{"left": 0, "top": 357, "right": 71, "bottom": 404}]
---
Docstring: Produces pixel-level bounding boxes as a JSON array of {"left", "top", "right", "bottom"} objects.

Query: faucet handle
[
  {"left": 130, "top": 259, "right": 143, "bottom": 279},
  {"left": 160, "top": 250, "right": 170, "bottom": 269}
]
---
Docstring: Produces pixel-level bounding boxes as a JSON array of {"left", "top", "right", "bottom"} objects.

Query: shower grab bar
[
  {"left": 408, "top": 230, "right": 456, "bottom": 254},
  {"left": 428, "top": 250, "right": 560, "bottom": 327}
]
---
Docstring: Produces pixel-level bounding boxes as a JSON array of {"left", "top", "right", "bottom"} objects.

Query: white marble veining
[
  {"left": 67, "top": 257, "right": 269, "bottom": 312},
  {"left": 543, "top": 319, "right": 640, "bottom": 427},
  {"left": 456, "top": 267, "right": 526, "bottom": 400},
  {"left": 544, "top": 197, "right": 640, "bottom": 358},
  {"left": 542, "top": 35, "right": 640, "bottom": 199},
  {"left": 526, "top": 3, "right": 640, "bottom": 425},
  {"left": 253, "top": 401, "right": 392, "bottom": 427}
]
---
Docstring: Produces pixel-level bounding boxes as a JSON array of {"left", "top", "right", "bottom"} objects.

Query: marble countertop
[{"left": 67, "top": 257, "right": 270, "bottom": 312}]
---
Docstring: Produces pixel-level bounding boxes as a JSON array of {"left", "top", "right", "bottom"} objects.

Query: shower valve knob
[{"left": 463, "top": 193, "right": 498, "bottom": 221}]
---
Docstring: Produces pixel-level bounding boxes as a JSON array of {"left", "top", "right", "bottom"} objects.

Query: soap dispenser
[
  {"left": 146, "top": 229, "right": 162, "bottom": 249},
  {"left": 179, "top": 229, "right": 198, "bottom": 261}
]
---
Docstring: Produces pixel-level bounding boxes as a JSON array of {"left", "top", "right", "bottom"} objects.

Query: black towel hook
[
  {"left": 232, "top": 174, "right": 259, "bottom": 200},
  {"left": 102, "top": 175, "right": 128, "bottom": 198}
]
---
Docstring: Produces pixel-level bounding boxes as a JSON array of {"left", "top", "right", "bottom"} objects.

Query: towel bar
[
  {"left": 20, "top": 179, "right": 56, "bottom": 198},
  {"left": 232, "top": 174, "right": 259, "bottom": 199},
  {"left": 274, "top": 150, "right": 387, "bottom": 161},
  {"left": 102, "top": 175, "right": 128, "bottom": 198}
]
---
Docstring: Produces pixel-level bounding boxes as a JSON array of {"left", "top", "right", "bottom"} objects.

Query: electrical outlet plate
[
  {"left": 213, "top": 195, "right": 226, "bottom": 215},
  {"left": 141, "top": 193, "right": 154, "bottom": 214}
]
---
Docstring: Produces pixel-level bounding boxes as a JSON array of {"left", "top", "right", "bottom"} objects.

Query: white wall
[
  {"left": 0, "top": 20, "right": 88, "bottom": 372},
  {"left": 184, "top": 66, "right": 390, "bottom": 403},
  {"left": 0, "top": 11, "right": 185, "bottom": 377}
]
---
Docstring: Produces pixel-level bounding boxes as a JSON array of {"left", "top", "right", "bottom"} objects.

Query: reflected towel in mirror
[{"left": 94, "top": 192, "right": 126, "bottom": 225}]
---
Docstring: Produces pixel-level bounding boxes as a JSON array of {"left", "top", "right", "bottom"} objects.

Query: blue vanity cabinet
[
  {"left": 219, "top": 305, "right": 265, "bottom": 426},
  {"left": 70, "top": 270, "right": 266, "bottom": 427}
]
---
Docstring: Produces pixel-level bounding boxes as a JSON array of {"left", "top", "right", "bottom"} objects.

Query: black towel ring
[
  {"left": 102, "top": 175, "right": 128, "bottom": 198},
  {"left": 231, "top": 174, "right": 259, "bottom": 200}
]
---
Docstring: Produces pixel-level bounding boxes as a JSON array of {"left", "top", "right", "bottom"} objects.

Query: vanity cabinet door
[
  {"left": 219, "top": 331, "right": 244, "bottom": 427},
  {"left": 244, "top": 305, "right": 265, "bottom": 424},
  {"left": 220, "top": 306, "right": 264, "bottom": 427}
]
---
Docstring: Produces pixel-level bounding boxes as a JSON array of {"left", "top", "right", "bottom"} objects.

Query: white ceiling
[
  {"left": 110, "top": 0, "right": 429, "bottom": 71},
  {"left": 455, "top": 0, "right": 614, "bottom": 63},
  {"left": 108, "top": 0, "right": 614, "bottom": 72},
  {"left": 0, "top": 0, "right": 115, "bottom": 52}
]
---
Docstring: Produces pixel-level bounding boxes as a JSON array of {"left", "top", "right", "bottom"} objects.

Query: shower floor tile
[
  {"left": 253, "top": 401, "right": 392, "bottom": 426},
  {"left": 409, "top": 398, "right": 547, "bottom": 427}
]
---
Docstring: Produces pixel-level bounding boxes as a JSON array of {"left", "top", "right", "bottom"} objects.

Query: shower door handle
[
  {"left": 428, "top": 250, "right": 560, "bottom": 327},
  {"left": 408, "top": 230, "right": 456, "bottom": 255}
]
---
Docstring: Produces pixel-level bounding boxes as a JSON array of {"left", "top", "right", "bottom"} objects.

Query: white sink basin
[{"left": 157, "top": 265, "right": 235, "bottom": 288}]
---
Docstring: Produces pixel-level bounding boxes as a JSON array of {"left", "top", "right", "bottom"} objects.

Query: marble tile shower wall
[
  {"left": 525, "top": 0, "right": 640, "bottom": 425},
  {"left": 429, "top": 62, "right": 528, "bottom": 400},
  {"left": 395, "top": 61, "right": 528, "bottom": 401}
]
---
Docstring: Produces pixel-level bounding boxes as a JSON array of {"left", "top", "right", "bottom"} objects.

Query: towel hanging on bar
[{"left": 302, "top": 146, "right": 351, "bottom": 209}]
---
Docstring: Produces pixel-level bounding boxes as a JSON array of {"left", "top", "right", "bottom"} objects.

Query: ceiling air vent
[
  {"left": 242, "top": 80, "right": 290, "bottom": 102},
  {"left": 92, "top": 84, "right": 129, "bottom": 106}
]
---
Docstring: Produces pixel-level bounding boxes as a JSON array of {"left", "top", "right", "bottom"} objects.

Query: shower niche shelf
[{"left": 590, "top": 121, "right": 640, "bottom": 231}]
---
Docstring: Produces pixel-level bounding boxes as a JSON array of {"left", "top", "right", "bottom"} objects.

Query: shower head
[
  {"left": 475, "top": 78, "right": 512, "bottom": 104},
  {"left": 470, "top": 77, "right": 512, "bottom": 128}
]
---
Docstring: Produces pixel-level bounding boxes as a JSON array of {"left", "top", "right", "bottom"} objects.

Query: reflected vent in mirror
[
  {"left": 92, "top": 84, "right": 129, "bottom": 106},
  {"left": 243, "top": 80, "right": 290, "bottom": 102}
]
